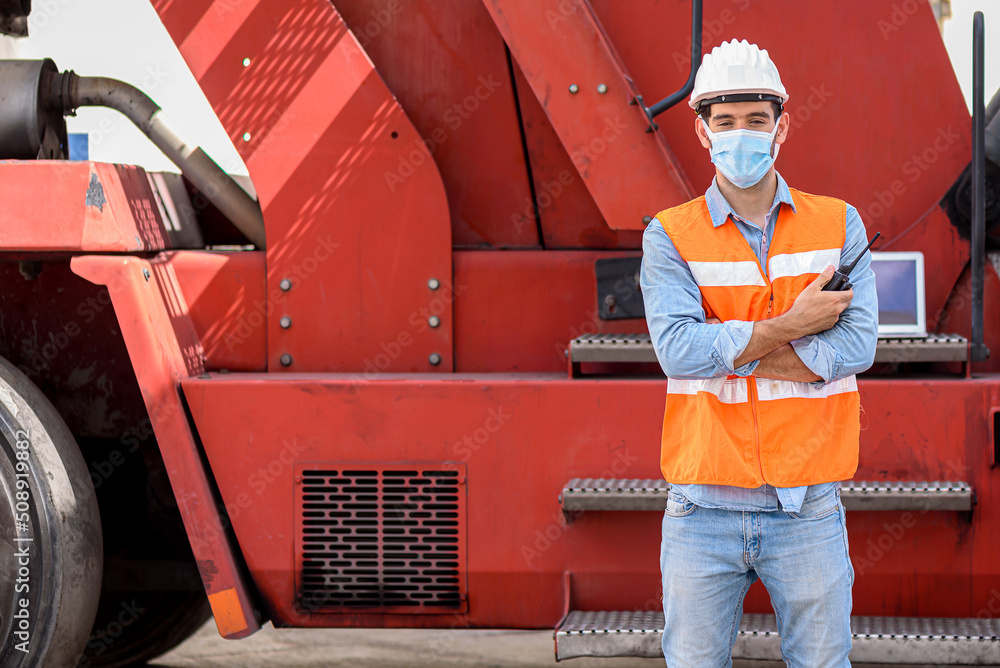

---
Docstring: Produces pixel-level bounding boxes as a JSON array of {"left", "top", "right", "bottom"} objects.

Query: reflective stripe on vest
[
  {"left": 668, "top": 375, "right": 857, "bottom": 404},
  {"left": 768, "top": 248, "right": 841, "bottom": 281},
  {"left": 653, "top": 188, "right": 859, "bottom": 488},
  {"left": 688, "top": 261, "right": 766, "bottom": 287}
]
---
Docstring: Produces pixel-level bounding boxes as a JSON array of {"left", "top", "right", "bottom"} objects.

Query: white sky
[
  {"left": 942, "top": 0, "right": 999, "bottom": 111},
  {"left": 0, "top": 0, "right": 995, "bottom": 177},
  {"left": 0, "top": 0, "right": 248, "bottom": 175}
]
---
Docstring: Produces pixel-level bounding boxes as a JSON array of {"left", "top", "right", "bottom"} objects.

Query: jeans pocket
[
  {"left": 787, "top": 484, "right": 841, "bottom": 520},
  {"left": 664, "top": 490, "right": 697, "bottom": 518}
]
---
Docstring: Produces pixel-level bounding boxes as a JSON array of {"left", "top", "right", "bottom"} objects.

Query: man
[{"left": 640, "top": 39, "right": 878, "bottom": 667}]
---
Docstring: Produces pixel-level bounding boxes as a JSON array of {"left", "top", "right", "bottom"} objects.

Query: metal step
[
  {"left": 560, "top": 479, "right": 973, "bottom": 512},
  {"left": 569, "top": 332, "right": 969, "bottom": 365},
  {"left": 555, "top": 610, "right": 1000, "bottom": 664}
]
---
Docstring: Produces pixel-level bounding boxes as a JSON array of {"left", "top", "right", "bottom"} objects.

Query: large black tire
[
  {"left": 83, "top": 591, "right": 211, "bottom": 667},
  {"left": 0, "top": 355, "right": 103, "bottom": 667}
]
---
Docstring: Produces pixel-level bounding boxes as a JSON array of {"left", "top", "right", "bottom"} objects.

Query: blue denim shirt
[{"left": 640, "top": 173, "right": 878, "bottom": 513}]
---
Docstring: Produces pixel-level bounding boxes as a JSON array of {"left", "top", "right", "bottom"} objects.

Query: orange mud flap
[{"left": 71, "top": 254, "right": 262, "bottom": 639}]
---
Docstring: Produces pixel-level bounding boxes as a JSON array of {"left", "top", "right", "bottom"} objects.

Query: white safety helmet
[{"left": 688, "top": 39, "right": 788, "bottom": 112}]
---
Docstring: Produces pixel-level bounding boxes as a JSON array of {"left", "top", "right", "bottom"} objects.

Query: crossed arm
[
  {"left": 699, "top": 267, "right": 849, "bottom": 382},
  {"left": 639, "top": 214, "right": 878, "bottom": 384}
]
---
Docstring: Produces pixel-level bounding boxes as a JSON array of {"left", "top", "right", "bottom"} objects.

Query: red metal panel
[
  {"left": 0, "top": 161, "right": 171, "bottom": 253},
  {"left": 166, "top": 251, "right": 266, "bottom": 372},
  {"left": 934, "top": 258, "right": 1000, "bottom": 374},
  {"left": 885, "top": 206, "right": 969, "bottom": 334},
  {"left": 480, "top": 0, "right": 695, "bottom": 231},
  {"left": 71, "top": 254, "right": 262, "bottom": 639},
  {"left": 181, "top": 372, "right": 1000, "bottom": 627},
  {"left": 453, "top": 250, "right": 650, "bottom": 372},
  {"left": 181, "top": 373, "right": 666, "bottom": 627},
  {"left": 153, "top": 0, "right": 453, "bottom": 373},
  {"left": 336, "top": 0, "right": 541, "bottom": 248},
  {"left": 510, "top": 60, "right": 643, "bottom": 249}
]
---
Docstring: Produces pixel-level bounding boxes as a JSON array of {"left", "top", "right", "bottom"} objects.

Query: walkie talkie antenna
[
  {"left": 843, "top": 232, "right": 881, "bottom": 275},
  {"left": 821, "top": 232, "right": 881, "bottom": 292}
]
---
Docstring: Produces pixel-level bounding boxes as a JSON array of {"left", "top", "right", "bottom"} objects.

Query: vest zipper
[
  {"left": 748, "top": 377, "right": 766, "bottom": 483},
  {"left": 734, "top": 213, "right": 778, "bottom": 484}
]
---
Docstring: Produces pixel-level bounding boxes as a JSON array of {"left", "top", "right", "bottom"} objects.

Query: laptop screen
[{"left": 869, "top": 252, "right": 926, "bottom": 337}]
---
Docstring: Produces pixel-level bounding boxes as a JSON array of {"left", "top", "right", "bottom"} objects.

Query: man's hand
[
  {"left": 780, "top": 266, "right": 853, "bottom": 337},
  {"left": 732, "top": 266, "right": 853, "bottom": 368}
]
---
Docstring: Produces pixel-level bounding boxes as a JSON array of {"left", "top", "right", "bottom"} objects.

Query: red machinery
[{"left": 1, "top": 0, "right": 999, "bottom": 666}]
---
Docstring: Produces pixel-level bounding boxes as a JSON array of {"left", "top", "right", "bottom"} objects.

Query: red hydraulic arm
[{"left": 480, "top": 0, "right": 695, "bottom": 230}]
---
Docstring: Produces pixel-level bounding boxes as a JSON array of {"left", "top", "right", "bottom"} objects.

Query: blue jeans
[{"left": 659, "top": 484, "right": 854, "bottom": 667}]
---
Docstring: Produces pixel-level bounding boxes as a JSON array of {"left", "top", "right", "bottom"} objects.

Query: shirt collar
[{"left": 704, "top": 172, "right": 796, "bottom": 228}]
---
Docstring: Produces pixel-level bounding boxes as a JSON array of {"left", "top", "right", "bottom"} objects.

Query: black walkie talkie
[{"left": 821, "top": 232, "right": 881, "bottom": 292}]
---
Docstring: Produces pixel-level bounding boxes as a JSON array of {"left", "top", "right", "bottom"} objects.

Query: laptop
[{"left": 869, "top": 251, "right": 927, "bottom": 339}]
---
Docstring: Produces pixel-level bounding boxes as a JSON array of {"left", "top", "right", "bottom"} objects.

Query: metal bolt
[
  {"left": 280, "top": 354, "right": 292, "bottom": 367},
  {"left": 604, "top": 294, "right": 616, "bottom": 307},
  {"left": 242, "top": 57, "right": 251, "bottom": 67},
  {"left": 142, "top": 268, "right": 151, "bottom": 281},
  {"left": 280, "top": 279, "right": 292, "bottom": 291},
  {"left": 280, "top": 316, "right": 292, "bottom": 329},
  {"left": 429, "top": 353, "right": 442, "bottom": 365},
  {"left": 427, "top": 278, "right": 440, "bottom": 290},
  {"left": 642, "top": 216, "right": 652, "bottom": 226},
  {"left": 242, "top": 132, "right": 251, "bottom": 142},
  {"left": 428, "top": 316, "right": 440, "bottom": 328},
  {"left": 569, "top": 84, "right": 579, "bottom": 94},
  {"left": 597, "top": 83, "right": 608, "bottom": 94}
]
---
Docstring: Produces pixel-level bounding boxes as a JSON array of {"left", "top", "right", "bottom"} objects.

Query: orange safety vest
[{"left": 653, "top": 188, "right": 860, "bottom": 488}]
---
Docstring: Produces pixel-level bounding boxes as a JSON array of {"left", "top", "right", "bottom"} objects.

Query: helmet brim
[{"left": 689, "top": 90, "right": 789, "bottom": 111}]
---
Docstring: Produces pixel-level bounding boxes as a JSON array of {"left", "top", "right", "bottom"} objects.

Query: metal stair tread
[
  {"left": 556, "top": 610, "right": 1000, "bottom": 662},
  {"left": 560, "top": 479, "right": 973, "bottom": 511},
  {"left": 569, "top": 332, "right": 969, "bottom": 365}
]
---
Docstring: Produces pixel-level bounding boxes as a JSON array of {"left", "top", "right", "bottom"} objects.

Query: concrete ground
[{"left": 151, "top": 619, "right": 999, "bottom": 668}]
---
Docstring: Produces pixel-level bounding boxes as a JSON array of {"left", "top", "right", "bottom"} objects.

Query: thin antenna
[{"left": 843, "top": 232, "right": 881, "bottom": 275}]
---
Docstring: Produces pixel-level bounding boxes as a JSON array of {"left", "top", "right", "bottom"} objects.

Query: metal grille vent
[{"left": 296, "top": 464, "right": 466, "bottom": 613}]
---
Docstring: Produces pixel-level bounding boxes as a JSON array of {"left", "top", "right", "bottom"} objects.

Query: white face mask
[{"left": 701, "top": 118, "right": 781, "bottom": 189}]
